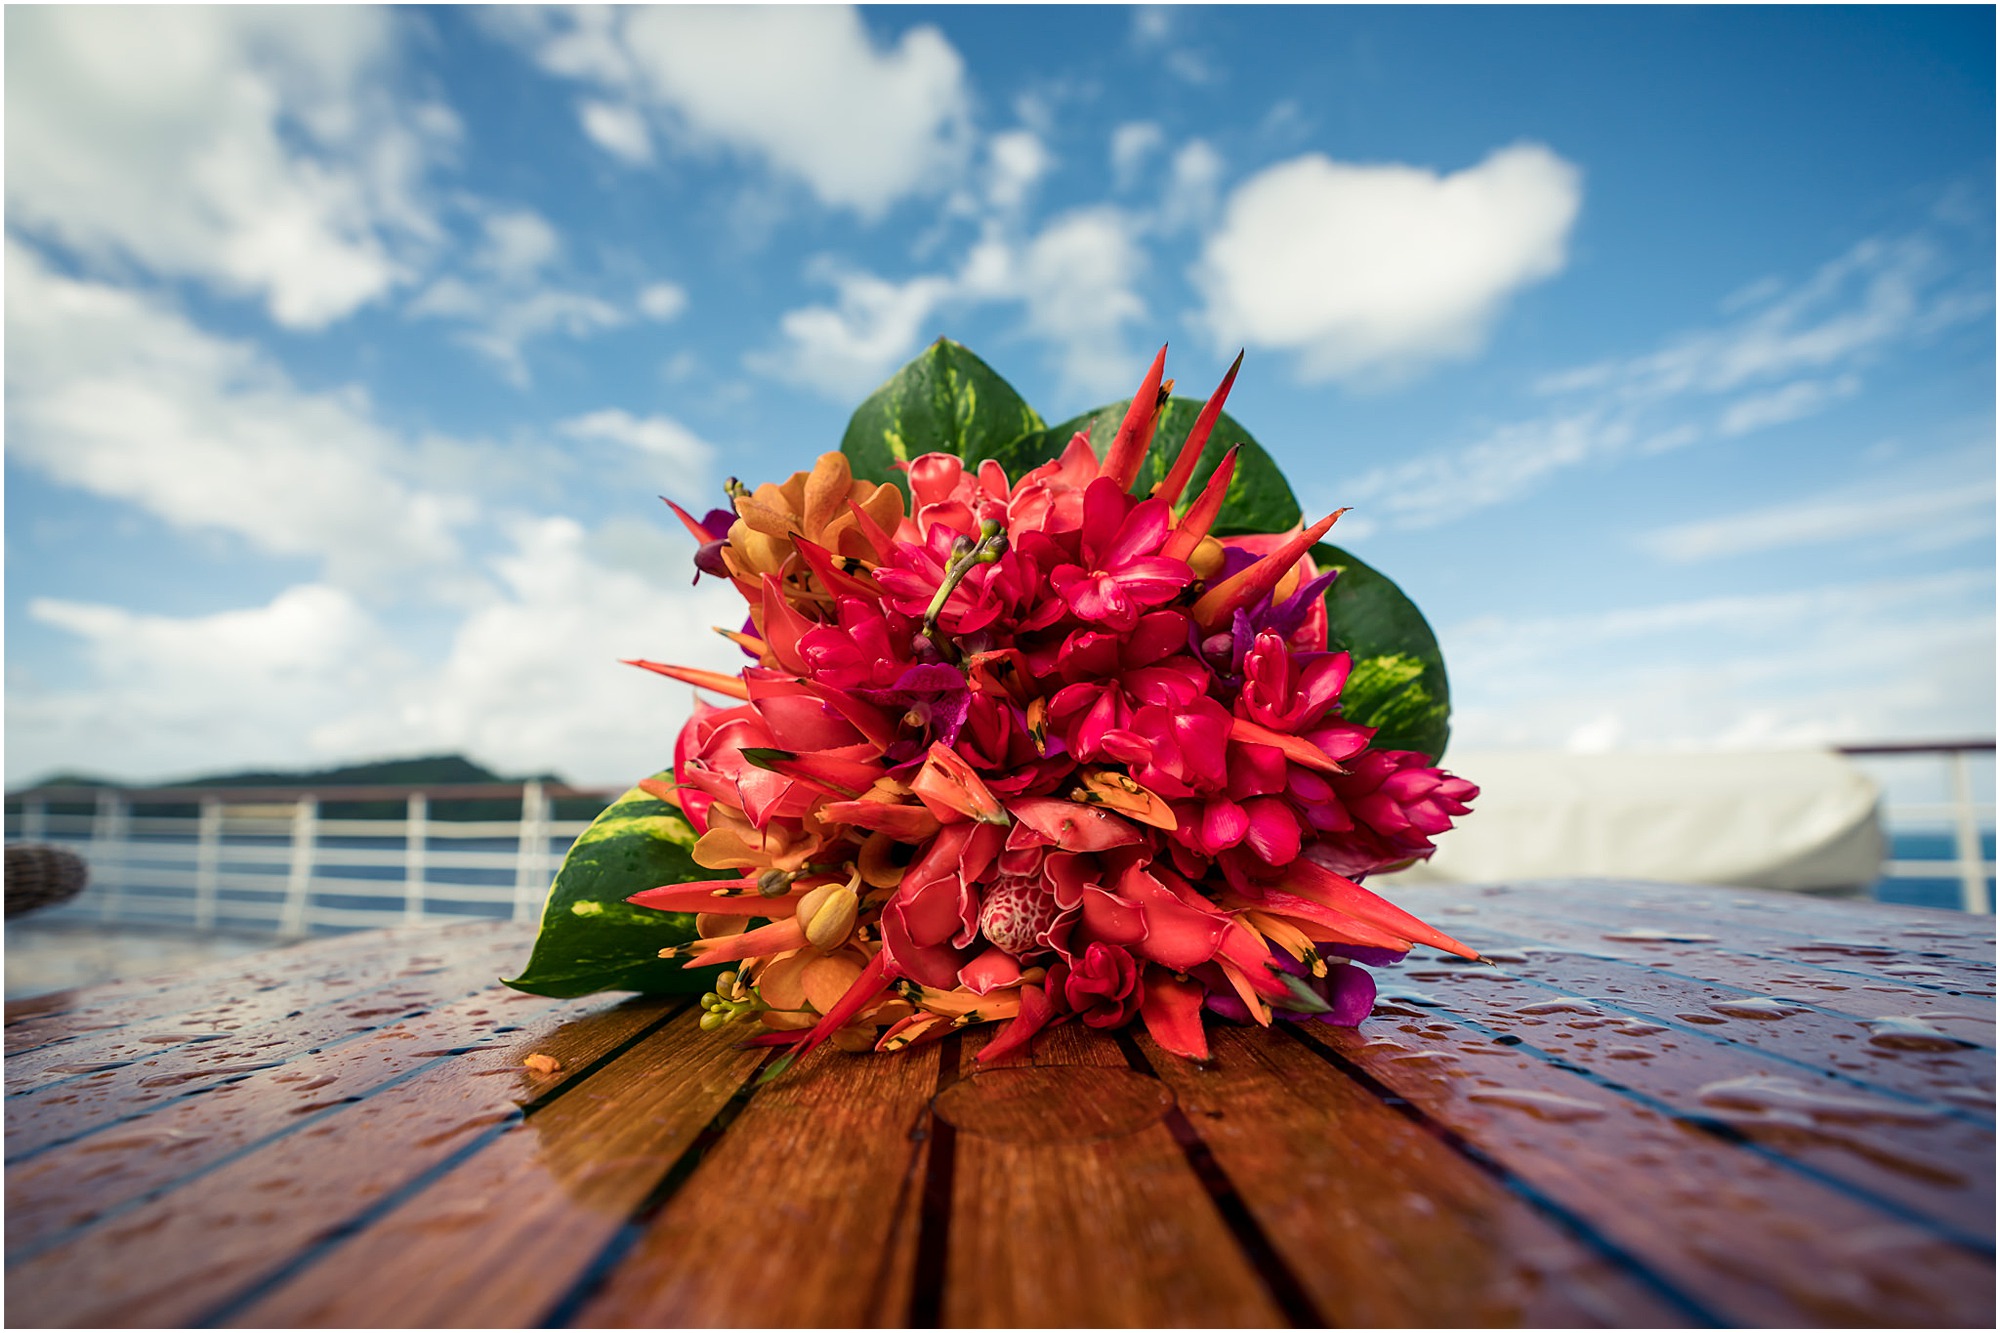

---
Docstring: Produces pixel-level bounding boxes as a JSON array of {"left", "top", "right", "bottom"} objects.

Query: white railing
[
  {"left": 1838, "top": 740, "right": 1996, "bottom": 915},
  {"left": 8, "top": 746, "right": 1994, "bottom": 932},
  {"left": 4, "top": 780, "right": 619, "bottom": 938}
]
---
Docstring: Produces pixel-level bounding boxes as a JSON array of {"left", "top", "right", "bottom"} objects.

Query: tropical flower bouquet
[{"left": 507, "top": 341, "right": 1479, "bottom": 1076}]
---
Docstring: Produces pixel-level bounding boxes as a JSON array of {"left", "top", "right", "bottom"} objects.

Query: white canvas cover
[{"left": 1386, "top": 749, "right": 1883, "bottom": 895}]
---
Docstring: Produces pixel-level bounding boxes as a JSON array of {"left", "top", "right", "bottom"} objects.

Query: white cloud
[
  {"left": 638, "top": 282, "right": 689, "bottom": 321},
  {"left": 1717, "top": 373, "right": 1859, "bottom": 436},
  {"left": 986, "top": 130, "right": 1052, "bottom": 213},
  {"left": 560, "top": 409, "right": 715, "bottom": 476},
  {"left": 5, "top": 241, "right": 467, "bottom": 587},
  {"left": 1131, "top": 6, "right": 1176, "bottom": 47},
  {"left": 501, "top": 6, "right": 973, "bottom": 219},
  {"left": 1444, "top": 569, "right": 1997, "bottom": 753},
  {"left": 405, "top": 207, "right": 629, "bottom": 386},
  {"left": 1328, "top": 410, "right": 1614, "bottom": 530},
  {"left": 5, "top": 6, "right": 452, "bottom": 329},
  {"left": 1333, "top": 229, "right": 1987, "bottom": 529},
  {"left": 752, "top": 204, "right": 1149, "bottom": 400},
  {"left": 1196, "top": 143, "right": 1583, "bottom": 385},
  {"left": 1015, "top": 208, "right": 1149, "bottom": 395},
  {"left": 14, "top": 586, "right": 406, "bottom": 783},
  {"left": 409, "top": 281, "right": 627, "bottom": 387},
  {"left": 10, "top": 523, "right": 754, "bottom": 787},
  {"left": 750, "top": 268, "right": 957, "bottom": 398},
  {"left": 1129, "top": 6, "right": 1218, "bottom": 85},
  {"left": 315, "top": 518, "right": 749, "bottom": 785},
  {"left": 1552, "top": 236, "right": 1970, "bottom": 404},
  {"left": 474, "top": 209, "right": 561, "bottom": 281},
  {"left": 1110, "top": 121, "right": 1164, "bottom": 191},
  {"left": 1159, "top": 139, "right": 1224, "bottom": 233},
  {"left": 579, "top": 98, "right": 653, "bottom": 164},
  {"left": 1639, "top": 467, "right": 1996, "bottom": 564}
]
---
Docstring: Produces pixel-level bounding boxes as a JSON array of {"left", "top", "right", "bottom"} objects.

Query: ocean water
[{"left": 1872, "top": 829, "right": 1997, "bottom": 911}]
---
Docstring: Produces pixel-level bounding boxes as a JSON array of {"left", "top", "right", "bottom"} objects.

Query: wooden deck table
[{"left": 6, "top": 880, "right": 1993, "bottom": 1328}]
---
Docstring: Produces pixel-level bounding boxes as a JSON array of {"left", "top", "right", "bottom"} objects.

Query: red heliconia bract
[{"left": 634, "top": 350, "right": 1479, "bottom": 1071}]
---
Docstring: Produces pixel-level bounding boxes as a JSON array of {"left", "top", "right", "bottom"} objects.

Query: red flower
[
  {"left": 1053, "top": 941, "right": 1142, "bottom": 1028},
  {"left": 1047, "top": 479, "right": 1192, "bottom": 631}
]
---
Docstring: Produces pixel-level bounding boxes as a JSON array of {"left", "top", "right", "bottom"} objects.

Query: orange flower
[{"left": 721, "top": 451, "right": 906, "bottom": 596}]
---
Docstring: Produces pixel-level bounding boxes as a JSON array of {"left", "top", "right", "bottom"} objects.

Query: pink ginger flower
[
  {"left": 1307, "top": 751, "right": 1481, "bottom": 879},
  {"left": 1237, "top": 632, "right": 1351, "bottom": 734},
  {"left": 1047, "top": 479, "right": 1193, "bottom": 631},
  {"left": 900, "top": 453, "right": 1009, "bottom": 544},
  {"left": 1005, "top": 432, "right": 1102, "bottom": 535}
]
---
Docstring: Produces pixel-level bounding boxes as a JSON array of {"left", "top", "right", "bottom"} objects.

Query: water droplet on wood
[{"left": 1467, "top": 1088, "right": 1608, "bottom": 1122}]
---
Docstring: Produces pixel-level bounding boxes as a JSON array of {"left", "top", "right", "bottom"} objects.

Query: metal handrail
[
  {"left": 3, "top": 779, "right": 629, "bottom": 938},
  {"left": 6, "top": 781, "right": 622, "bottom": 804},
  {"left": 1836, "top": 740, "right": 1994, "bottom": 915}
]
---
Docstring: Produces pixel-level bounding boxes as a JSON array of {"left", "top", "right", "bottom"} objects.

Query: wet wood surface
[{"left": 5, "top": 881, "right": 1993, "bottom": 1327}]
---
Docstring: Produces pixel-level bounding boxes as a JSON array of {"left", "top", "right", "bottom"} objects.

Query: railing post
[
  {"left": 1948, "top": 750, "right": 1990, "bottom": 915},
  {"left": 404, "top": 792, "right": 429, "bottom": 926},
  {"left": 194, "top": 797, "right": 223, "bottom": 931},
  {"left": 512, "top": 781, "right": 547, "bottom": 923},
  {"left": 279, "top": 795, "right": 318, "bottom": 937},
  {"left": 22, "top": 796, "right": 47, "bottom": 842},
  {"left": 91, "top": 789, "right": 125, "bottom": 922}
]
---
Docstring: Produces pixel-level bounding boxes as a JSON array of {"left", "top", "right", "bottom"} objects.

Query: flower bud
[
  {"left": 695, "top": 912, "right": 748, "bottom": 940},
  {"left": 831, "top": 1023, "right": 877, "bottom": 1053},
  {"left": 795, "top": 882, "right": 860, "bottom": 952},
  {"left": 1189, "top": 535, "right": 1227, "bottom": 580}
]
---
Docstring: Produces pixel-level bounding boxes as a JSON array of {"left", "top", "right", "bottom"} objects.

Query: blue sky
[{"left": 6, "top": 4, "right": 1993, "bottom": 788}]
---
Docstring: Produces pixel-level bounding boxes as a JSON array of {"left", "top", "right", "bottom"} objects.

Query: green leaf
[
  {"left": 503, "top": 774, "right": 720, "bottom": 998},
  {"left": 1312, "top": 543, "right": 1452, "bottom": 762},
  {"left": 840, "top": 338, "right": 1045, "bottom": 496},
  {"left": 1001, "top": 398, "right": 1302, "bottom": 536}
]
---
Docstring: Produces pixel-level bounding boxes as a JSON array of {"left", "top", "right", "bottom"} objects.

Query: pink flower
[
  {"left": 1047, "top": 479, "right": 1192, "bottom": 631},
  {"left": 1238, "top": 633, "right": 1351, "bottom": 735},
  {"left": 1005, "top": 432, "right": 1102, "bottom": 535},
  {"left": 671, "top": 698, "right": 724, "bottom": 834},
  {"left": 677, "top": 702, "right": 823, "bottom": 825},
  {"left": 1307, "top": 751, "right": 1480, "bottom": 878},
  {"left": 1053, "top": 941, "right": 1142, "bottom": 1028},
  {"left": 901, "top": 453, "right": 1009, "bottom": 544},
  {"left": 880, "top": 822, "right": 1005, "bottom": 987}
]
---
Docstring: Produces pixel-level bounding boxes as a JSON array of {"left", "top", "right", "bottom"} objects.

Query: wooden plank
[
  {"left": 5, "top": 931, "right": 531, "bottom": 1160},
  {"left": 1410, "top": 881, "right": 1997, "bottom": 996},
  {"left": 6, "top": 985, "right": 567, "bottom": 1257},
  {"left": 1433, "top": 924, "right": 1999, "bottom": 1050},
  {"left": 1133, "top": 1022, "right": 1692, "bottom": 1326},
  {"left": 1398, "top": 943, "right": 1996, "bottom": 1111},
  {"left": 1493, "top": 879, "right": 2000, "bottom": 964},
  {"left": 2, "top": 921, "right": 519, "bottom": 1046},
  {"left": 1297, "top": 1009, "right": 1995, "bottom": 1326},
  {"left": 4, "top": 920, "right": 525, "bottom": 1058},
  {"left": 4, "top": 926, "right": 525, "bottom": 1094},
  {"left": 4, "top": 989, "right": 672, "bottom": 1328},
  {"left": 1379, "top": 951, "right": 1996, "bottom": 1243},
  {"left": 934, "top": 1022, "right": 1287, "bottom": 1328},
  {"left": 221, "top": 1007, "right": 764, "bottom": 1329},
  {"left": 567, "top": 1031, "right": 944, "bottom": 1327}
]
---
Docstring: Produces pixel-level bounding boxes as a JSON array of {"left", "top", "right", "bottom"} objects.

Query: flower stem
[{"left": 921, "top": 519, "right": 1007, "bottom": 660}]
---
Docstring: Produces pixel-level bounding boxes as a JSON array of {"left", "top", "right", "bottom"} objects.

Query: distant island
[
  {"left": 23, "top": 754, "right": 567, "bottom": 792},
  {"left": 13, "top": 755, "right": 607, "bottom": 821}
]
